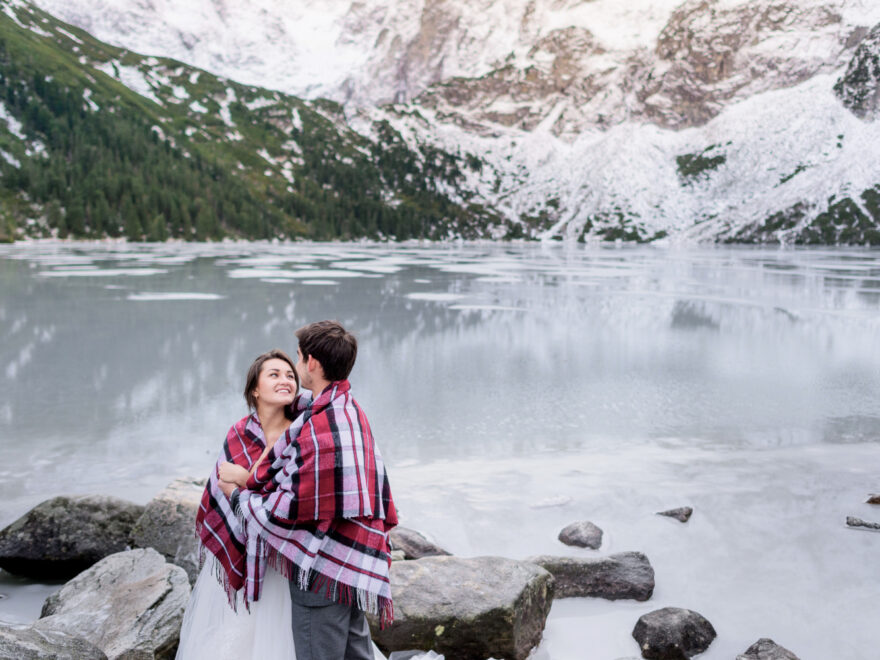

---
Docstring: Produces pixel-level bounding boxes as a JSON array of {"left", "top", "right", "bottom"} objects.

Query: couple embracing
[{"left": 177, "top": 320, "right": 397, "bottom": 660}]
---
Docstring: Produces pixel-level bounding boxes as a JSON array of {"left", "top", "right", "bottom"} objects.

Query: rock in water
[
  {"left": 632, "top": 607, "right": 716, "bottom": 660},
  {"left": 0, "top": 496, "right": 144, "bottom": 579},
  {"left": 657, "top": 507, "right": 693, "bottom": 523},
  {"left": 35, "top": 548, "right": 189, "bottom": 660},
  {"left": 834, "top": 23, "right": 880, "bottom": 120},
  {"left": 557, "top": 521, "right": 603, "bottom": 549},
  {"left": 736, "top": 638, "right": 800, "bottom": 660},
  {"left": 370, "top": 556, "right": 554, "bottom": 660},
  {"left": 846, "top": 516, "right": 880, "bottom": 531},
  {"left": 130, "top": 477, "right": 205, "bottom": 583},
  {"left": 527, "top": 552, "right": 654, "bottom": 601},
  {"left": 866, "top": 494, "right": 880, "bottom": 505},
  {"left": 0, "top": 622, "right": 108, "bottom": 660},
  {"left": 389, "top": 526, "right": 452, "bottom": 559}
]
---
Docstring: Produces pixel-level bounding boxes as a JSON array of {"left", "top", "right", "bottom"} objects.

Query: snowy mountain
[{"left": 16, "top": 0, "right": 880, "bottom": 242}]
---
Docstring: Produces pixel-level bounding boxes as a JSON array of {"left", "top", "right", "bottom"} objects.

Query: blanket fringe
[{"left": 264, "top": 545, "right": 394, "bottom": 627}]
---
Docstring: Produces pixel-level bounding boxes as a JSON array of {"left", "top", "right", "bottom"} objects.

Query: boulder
[
  {"left": 736, "top": 638, "right": 800, "bottom": 660},
  {"left": 0, "top": 496, "right": 144, "bottom": 579},
  {"left": 389, "top": 527, "right": 451, "bottom": 559},
  {"left": 656, "top": 507, "right": 693, "bottom": 523},
  {"left": 846, "top": 516, "right": 880, "bottom": 531},
  {"left": 0, "top": 622, "right": 108, "bottom": 660},
  {"left": 557, "top": 521, "right": 603, "bottom": 549},
  {"left": 866, "top": 494, "right": 880, "bottom": 505},
  {"left": 370, "top": 556, "right": 554, "bottom": 660},
  {"left": 527, "top": 552, "right": 654, "bottom": 600},
  {"left": 130, "top": 477, "right": 205, "bottom": 583},
  {"left": 35, "top": 548, "right": 189, "bottom": 660},
  {"left": 632, "top": 607, "right": 716, "bottom": 660}
]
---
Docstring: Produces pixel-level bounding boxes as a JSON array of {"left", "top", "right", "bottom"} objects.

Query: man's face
[{"left": 295, "top": 347, "right": 311, "bottom": 390}]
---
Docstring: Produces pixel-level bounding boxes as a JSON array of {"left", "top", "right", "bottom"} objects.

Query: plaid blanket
[
  {"left": 209, "top": 380, "right": 397, "bottom": 624},
  {"left": 195, "top": 410, "right": 274, "bottom": 604}
]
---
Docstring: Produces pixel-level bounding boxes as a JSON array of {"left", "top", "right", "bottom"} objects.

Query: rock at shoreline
[
  {"left": 131, "top": 477, "right": 206, "bottom": 583},
  {"left": 632, "top": 607, "right": 716, "bottom": 659},
  {"left": 371, "top": 556, "right": 554, "bottom": 660},
  {"left": 0, "top": 622, "right": 108, "bottom": 660},
  {"left": 656, "top": 507, "right": 693, "bottom": 523},
  {"left": 0, "top": 496, "right": 144, "bottom": 579},
  {"left": 527, "top": 552, "right": 654, "bottom": 601},
  {"left": 736, "top": 638, "right": 800, "bottom": 660},
  {"left": 557, "top": 521, "right": 603, "bottom": 549},
  {"left": 866, "top": 494, "right": 880, "bottom": 505},
  {"left": 36, "top": 548, "right": 189, "bottom": 660},
  {"left": 389, "top": 527, "right": 452, "bottom": 559},
  {"left": 846, "top": 516, "right": 880, "bottom": 531}
]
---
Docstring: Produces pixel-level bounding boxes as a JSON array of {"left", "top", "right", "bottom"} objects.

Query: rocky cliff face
[{"left": 834, "top": 22, "right": 880, "bottom": 120}]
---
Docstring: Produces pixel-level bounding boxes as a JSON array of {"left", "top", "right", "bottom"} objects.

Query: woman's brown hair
[{"left": 243, "top": 349, "right": 299, "bottom": 419}]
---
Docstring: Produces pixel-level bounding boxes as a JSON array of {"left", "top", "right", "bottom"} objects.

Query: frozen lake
[{"left": 0, "top": 241, "right": 878, "bottom": 659}]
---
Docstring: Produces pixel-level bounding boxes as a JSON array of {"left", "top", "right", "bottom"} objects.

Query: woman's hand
[{"left": 218, "top": 462, "right": 249, "bottom": 488}]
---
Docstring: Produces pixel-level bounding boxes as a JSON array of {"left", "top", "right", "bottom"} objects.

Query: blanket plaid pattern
[
  {"left": 195, "top": 411, "right": 271, "bottom": 604},
  {"left": 234, "top": 380, "right": 396, "bottom": 624}
]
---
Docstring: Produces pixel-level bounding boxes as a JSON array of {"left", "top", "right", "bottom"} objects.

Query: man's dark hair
[{"left": 296, "top": 320, "right": 357, "bottom": 382}]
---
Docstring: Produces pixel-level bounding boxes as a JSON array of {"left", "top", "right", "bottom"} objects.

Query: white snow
[
  {"left": 0, "top": 149, "right": 21, "bottom": 168},
  {"left": 189, "top": 100, "right": 208, "bottom": 113},
  {"left": 95, "top": 60, "right": 162, "bottom": 105},
  {"left": 0, "top": 101, "right": 27, "bottom": 140}
]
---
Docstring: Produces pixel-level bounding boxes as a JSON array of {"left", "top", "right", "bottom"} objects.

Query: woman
[{"left": 176, "top": 349, "right": 302, "bottom": 659}]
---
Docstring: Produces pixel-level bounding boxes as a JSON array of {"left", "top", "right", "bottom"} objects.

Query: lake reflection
[{"left": 1, "top": 242, "right": 880, "bottom": 514}]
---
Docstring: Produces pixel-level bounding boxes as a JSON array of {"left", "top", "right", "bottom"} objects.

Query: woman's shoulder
[{"left": 226, "top": 414, "right": 255, "bottom": 439}]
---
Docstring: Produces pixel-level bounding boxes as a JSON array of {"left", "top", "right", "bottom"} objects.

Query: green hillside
[{"left": 0, "top": 0, "right": 499, "bottom": 241}]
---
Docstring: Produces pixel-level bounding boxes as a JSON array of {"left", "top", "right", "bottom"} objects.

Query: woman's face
[{"left": 252, "top": 358, "right": 297, "bottom": 409}]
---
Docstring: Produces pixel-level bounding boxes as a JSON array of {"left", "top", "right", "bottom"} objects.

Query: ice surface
[{"left": 126, "top": 292, "right": 225, "bottom": 301}]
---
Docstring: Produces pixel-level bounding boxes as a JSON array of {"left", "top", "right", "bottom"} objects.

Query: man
[{"left": 219, "top": 320, "right": 397, "bottom": 660}]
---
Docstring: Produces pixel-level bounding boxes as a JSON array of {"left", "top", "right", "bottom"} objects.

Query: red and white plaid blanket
[{"left": 197, "top": 381, "right": 397, "bottom": 625}]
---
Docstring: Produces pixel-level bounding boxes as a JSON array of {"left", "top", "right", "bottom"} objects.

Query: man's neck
[{"left": 309, "top": 379, "right": 331, "bottom": 399}]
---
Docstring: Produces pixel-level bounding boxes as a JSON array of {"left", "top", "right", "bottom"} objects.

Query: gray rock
[
  {"left": 558, "top": 521, "right": 603, "bottom": 549},
  {"left": 657, "top": 507, "right": 693, "bottom": 523},
  {"left": 389, "top": 527, "right": 451, "bottom": 559},
  {"left": 834, "top": 23, "right": 880, "bottom": 120},
  {"left": 527, "top": 552, "right": 654, "bottom": 601},
  {"left": 0, "top": 622, "right": 108, "bottom": 660},
  {"left": 390, "top": 550, "right": 407, "bottom": 562},
  {"left": 0, "top": 496, "right": 144, "bottom": 579},
  {"left": 632, "top": 607, "right": 716, "bottom": 660},
  {"left": 35, "top": 548, "right": 189, "bottom": 660},
  {"left": 846, "top": 516, "right": 880, "bottom": 531},
  {"left": 130, "top": 477, "right": 205, "bottom": 583},
  {"left": 370, "top": 556, "right": 554, "bottom": 660},
  {"left": 867, "top": 494, "right": 880, "bottom": 505},
  {"left": 736, "top": 638, "right": 800, "bottom": 660}
]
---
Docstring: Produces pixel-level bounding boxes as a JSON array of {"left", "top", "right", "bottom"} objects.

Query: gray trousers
[{"left": 289, "top": 583, "right": 374, "bottom": 660}]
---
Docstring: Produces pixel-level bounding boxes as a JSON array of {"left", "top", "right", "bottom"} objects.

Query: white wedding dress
[{"left": 176, "top": 562, "right": 389, "bottom": 660}]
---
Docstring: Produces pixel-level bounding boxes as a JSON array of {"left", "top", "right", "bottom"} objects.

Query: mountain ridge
[{"left": 7, "top": 0, "right": 880, "bottom": 244}]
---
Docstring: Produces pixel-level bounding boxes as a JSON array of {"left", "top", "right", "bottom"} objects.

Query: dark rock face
[
  {"left": 557, "top": 520, "right": 603, "bottom": 549},
  {"left": 389, "top": 526, "right": 452, "bottom": 559},
  {"left": 370, "top": 556, "right": 554, "bottom": 660},
  {"left": 527, "top": 552, "right": 654, "bottom": 601},
  {"left": 0, "top": 622, "right": 108, "bottom": 660},
  {"left": 632, "top": 607, "right": 716, "bottom": 660},
  {"left": 657, "top": 507, "right": 693, "bottom": 523},
  {"left": 36, "top": 548, "right": 189, "bottom": 660},
  {"left": 736, "top": 637, "right": 800, "bottom": 660},
  {"left": 130, "top": 477, "right": 205, "bottom": 583},
  {"left": 835, "top": 23, "right": 880, "bottom": 120},
  {"left": 0, "top": 496, "right": 144, "bottom": 579}
]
